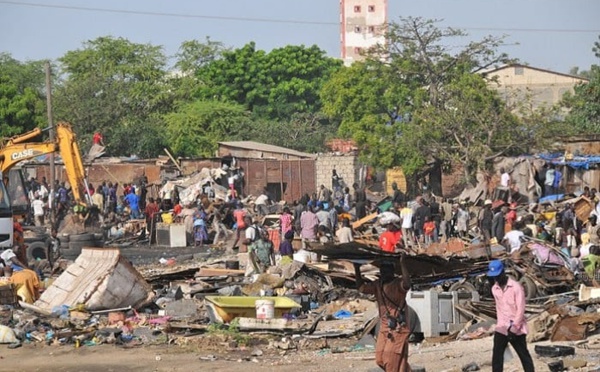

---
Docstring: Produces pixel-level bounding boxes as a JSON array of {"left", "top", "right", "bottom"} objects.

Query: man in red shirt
[
  {"left": 379, "top": 224, "right": 402, "bottom": 253},
  {"left": 93, "top": 132, "right": 104, "bottom": 146},
  {"left": 231, "top": 204, "right": 247, "bottom": 251}
]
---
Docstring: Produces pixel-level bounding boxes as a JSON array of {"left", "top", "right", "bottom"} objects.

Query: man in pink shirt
[
  {"left": 300, "top": 207, "right": 319, "bottom": 244},
  {"left": 487, "top": 260, "right": 534, "bottom": 372}
]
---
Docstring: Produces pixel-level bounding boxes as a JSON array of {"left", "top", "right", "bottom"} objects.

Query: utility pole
[{"left": 45, "top": 61, "right": 56, "bottom": 226}]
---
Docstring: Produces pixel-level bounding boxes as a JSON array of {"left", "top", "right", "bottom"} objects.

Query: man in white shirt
[
  {"left": 503, "top": 225, "right": 525, "bottom": 253},
  {"left": 315, "top": 204, "right": 331, "bottom": 232},
  {"left": 254, "top": 192, "right": 270, "bottom": 216},
  {"left": 336, "top": 218, "right": 353, "bottom": 243},
  {"left": 31, "top": 196, "right": 45, "bottom": 227},
  {"left": 399, "top": 202, "right": 414, "bottom": 247},
  {"left": 500, "top": 168, "right": 510, "bottom": 188}
]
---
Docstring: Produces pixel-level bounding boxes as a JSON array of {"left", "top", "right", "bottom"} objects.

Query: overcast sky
[{"left": 1, "top": 0, "right": 599, "bottom": 73}]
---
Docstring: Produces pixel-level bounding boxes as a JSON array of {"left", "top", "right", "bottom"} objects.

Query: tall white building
[{"left": 340, "top": 0, "right": 387, "bottom": 65}]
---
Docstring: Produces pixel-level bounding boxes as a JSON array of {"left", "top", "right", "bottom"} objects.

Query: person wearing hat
[
  {"left": 355, "top": 256, "right": 411, "bottom": 371},
  {"left": 487, "top": 260, "right": 534, "bottom": 372}
]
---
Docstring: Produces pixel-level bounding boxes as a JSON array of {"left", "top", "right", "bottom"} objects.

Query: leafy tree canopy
[
  {"left": 243, "top": 112, "right": 335, "bottom": 154},
  {"left": 563, "top": 35, "right": 600, "bottom": 133},
  {"left": 0, "top": 53, "right": 47, "bottom": 136},
  {"left": 322, "top": 17, "right": 561, "bottom": 183},
  {"left": 164, "top": 100, "right": 249, "bottom": 157},
  {"left": 53, "top": 36, "right": 171, "bottom": 155},
  {"left": 195, "top": 43, "right": 342, "bottom": 119}
]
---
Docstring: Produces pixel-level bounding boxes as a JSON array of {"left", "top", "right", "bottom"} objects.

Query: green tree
[
  {"left": 563, "top": 35, "right": 600, "bottom": 133},
  {"left": 171, "top": 37, "right": 229, "bottom": 103},
  {"left": 321, "top": 60, "right": 416, "bottom": 169},
  {"left": 407, "top": 73, "right": 551, "bottom": 183},
  {"left": 175, "top": 37, "right": 228, "bottom": 75},
  {"left": 569, "top": 66, "right": 593, "bottom": 80},
  {"left": 53, "top": 36, "right": 171, "bottom": 155},
  {"left": 195, "top": 43, "right": 342, "bottom": 119},
  {"left": 0, "top": 53, "right": 47, "bottom": 137},
  {"left": 164, "top": 100, "right": 249, "bottom": 157},
  {"left": 244, "top": 112, "right": 334, "bottom": 154},
  {"left": 321, "top": 17, "right": 539, "bottom": 183}
]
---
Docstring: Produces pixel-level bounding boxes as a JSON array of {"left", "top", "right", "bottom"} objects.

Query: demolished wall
[{"left": 315, "top": 154, "right": 361, "bottom": 191}]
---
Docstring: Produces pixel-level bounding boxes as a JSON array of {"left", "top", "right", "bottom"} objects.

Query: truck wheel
[
  {"left": 519, "top": 276, "right": 537, "bottom": 301},
  {"left": 26, "top": 241, "right": 48, "bottom": 261},
  {"left": 449, "top": 281, "right": 476, "bottom": 293}
]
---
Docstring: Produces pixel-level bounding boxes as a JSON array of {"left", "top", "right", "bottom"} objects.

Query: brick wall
[
  {"left": 315, "top": 154, "right": 361, "bottom": 192},
  {"left": 441, "top": 162, "right": 467, "bottom": 198}
]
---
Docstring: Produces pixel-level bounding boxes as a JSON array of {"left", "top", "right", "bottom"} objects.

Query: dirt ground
[{"left": 1, "top": 335, "right": 598, "bottom": 372}]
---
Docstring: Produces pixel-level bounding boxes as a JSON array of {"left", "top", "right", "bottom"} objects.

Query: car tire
[{"left": 26, "top": 241, "right": 48, "bottom": 261}]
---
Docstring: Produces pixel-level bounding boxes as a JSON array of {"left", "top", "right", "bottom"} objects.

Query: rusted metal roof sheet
[{"left": 218, "top": 141, "right": 316, "bottom": 159}]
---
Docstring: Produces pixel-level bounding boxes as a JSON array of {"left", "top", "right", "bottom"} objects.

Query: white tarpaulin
[{"left": 159, "top": 167, "right": 228, "bottom": 205}]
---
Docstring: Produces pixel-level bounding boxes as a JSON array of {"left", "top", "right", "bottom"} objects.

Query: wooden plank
[
  {"left": 196, "top": 268, "right": 245, "bottom": 277},
  {"left": 352, "top": 212, "right": 378, "bottom": 230}
]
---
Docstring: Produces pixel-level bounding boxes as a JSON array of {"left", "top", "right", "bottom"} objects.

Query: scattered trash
[
  {"left": 461, "top": 362, "right": 480, "bottom": 371},
  {"left": 200, "top": 355, "right": 217, "bottom": 362},
  {"left": 534, "top": 345, "right": 575, "bottom": 358}
]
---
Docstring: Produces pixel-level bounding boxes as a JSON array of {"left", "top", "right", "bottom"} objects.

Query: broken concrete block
[
  {"left": 163, "top": 299, "right": 198, "bottom": 318},
  {"left": 563, "top": 358, "right": 587, "bottom": 369}
]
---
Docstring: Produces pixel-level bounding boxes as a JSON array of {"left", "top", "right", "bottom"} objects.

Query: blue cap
[{"left": 487, "top": 260, "right": 504, "bottom": 277}]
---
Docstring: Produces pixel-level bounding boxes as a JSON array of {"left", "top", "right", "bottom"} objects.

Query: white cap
[
  {"left": 484, "top": 199, "right": 493, "bottom": 206},
  {"left": 0, "top": 249, "right": 16, "bottom": 263}
]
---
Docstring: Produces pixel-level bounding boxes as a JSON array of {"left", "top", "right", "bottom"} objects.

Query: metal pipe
[
  {"left": 531, "top": 291, "right": 578, "bottom": 301},
  {"left": 45, "top": 61, "right": 56, "bottom": 226}
]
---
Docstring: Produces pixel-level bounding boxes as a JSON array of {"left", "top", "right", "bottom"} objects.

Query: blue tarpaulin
[{"left": 537, "top": 153, "right": 600, "bottom": 170}]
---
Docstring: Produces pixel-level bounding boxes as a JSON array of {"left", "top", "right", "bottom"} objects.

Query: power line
[
  {"left": 1, "top": 0, "right": 599, "bottom": 34},
  {"left": 0, "top": 0, "right": 335, "bottom": 26}
]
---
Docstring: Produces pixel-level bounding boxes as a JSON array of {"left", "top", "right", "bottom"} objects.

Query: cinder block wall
[{"left": 315, "top": 154, "right": 360, "bottom": 192}]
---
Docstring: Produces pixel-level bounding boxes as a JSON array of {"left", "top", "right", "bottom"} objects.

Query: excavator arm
[
  {"left": 0, "top": 122, "right": 90, "bottom": 207},
  {"left": 56, "top": 123, "right": 88, "bottom": 206},
  {"left": 0, "top": 143, "right": 58, "bottom": 173}
]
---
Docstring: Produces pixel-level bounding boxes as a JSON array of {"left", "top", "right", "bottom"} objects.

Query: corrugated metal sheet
[
  {"left": 30, "top": 156, "right": 316, "bottom": 204},
  {"left": 241, "top": 159, "right": 315, "bottom": 203},
  {"left": 218, "top": 141, "right": 316, "bottom": 160},
  {"left": 386, "top": 167, "right": 407, "bottom": 194}
]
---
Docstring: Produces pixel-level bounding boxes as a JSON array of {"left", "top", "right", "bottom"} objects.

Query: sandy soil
[{"left": 1, "top": 336, "right": 598, "bottom": 372}]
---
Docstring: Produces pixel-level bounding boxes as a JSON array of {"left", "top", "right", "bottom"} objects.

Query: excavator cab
[
  {"left": 0, "top": 177, "right": 12, "bottom": 248},
  {"left": 6, "top": 168, "right": 31, "bottom": 223}
]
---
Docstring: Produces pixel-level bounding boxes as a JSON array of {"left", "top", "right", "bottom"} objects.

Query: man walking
[
  {"left": 487, "top": 260, "right": 534, "bottom": 372},
  {"left": 355, "top": 256, "right": 412, "bottom": 371}
]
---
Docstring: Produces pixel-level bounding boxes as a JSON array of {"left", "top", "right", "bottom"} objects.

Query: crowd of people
[{"left": 7, "top": 164, "right": 600, "bottom": 371}]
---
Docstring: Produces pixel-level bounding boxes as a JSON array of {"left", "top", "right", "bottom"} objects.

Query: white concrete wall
[
  {"left": 341, "top": 0, "right": 387, "bottom": 64},
  {"left": 487, "top": 65, "right": 587, "bottom": 109}
]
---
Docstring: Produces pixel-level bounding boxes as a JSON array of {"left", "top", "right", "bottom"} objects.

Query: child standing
[{"left": 423, "top": 216, "right": 436, "bottom": 245}]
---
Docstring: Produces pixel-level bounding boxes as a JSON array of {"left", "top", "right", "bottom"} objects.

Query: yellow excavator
[
  {"left": 0, "top": 122, "right": 89, "bottom": 207},
  {"left": 0, "top": 122, "right": 92, "bottom": 261}
]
